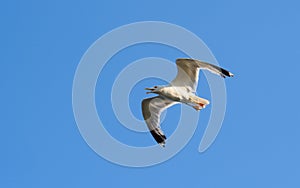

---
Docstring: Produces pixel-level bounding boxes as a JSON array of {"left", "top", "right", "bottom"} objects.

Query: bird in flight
[{"left": 141, "top": 58, "right": 234, "bottom": 147}]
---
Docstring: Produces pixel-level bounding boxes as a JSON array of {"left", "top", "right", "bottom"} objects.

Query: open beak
[{"left": 145, "top": 87, "right": 155, "bottom": 94}]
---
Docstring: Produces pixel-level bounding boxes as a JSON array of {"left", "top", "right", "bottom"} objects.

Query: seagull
[{"left": 141, "top": 58, "right": 234, "bottom": 147}]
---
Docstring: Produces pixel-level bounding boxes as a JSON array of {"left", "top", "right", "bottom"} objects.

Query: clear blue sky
[{"left": 1, "top": 0, "right": 300, "bottom": 187}]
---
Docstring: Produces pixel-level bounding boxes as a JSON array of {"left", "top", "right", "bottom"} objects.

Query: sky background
[{"left": 1, "top": 0, "right": 300, "bottom": 187}]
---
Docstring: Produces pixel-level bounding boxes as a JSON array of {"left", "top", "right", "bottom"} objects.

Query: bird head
[{"left": 145, "top": 86, "right": 162, "bottom": 94}]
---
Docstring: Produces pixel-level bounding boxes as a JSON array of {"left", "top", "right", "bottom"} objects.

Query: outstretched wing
[
  {"left": 171, "top": 58, "right": 234, "bottom": 92},
  {"left": 171, "top": 59, "right": 200, "bottom": 92},
  {"left": 142, "top": 96, "right": 177, "bottom": 147}
]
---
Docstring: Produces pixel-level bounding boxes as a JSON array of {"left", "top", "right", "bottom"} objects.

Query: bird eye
[{"left": 154, "top": 86, "right": 157, "bottom": 88}]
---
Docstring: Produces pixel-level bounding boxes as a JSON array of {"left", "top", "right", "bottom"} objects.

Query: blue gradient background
[{"left": 1, "top": 0, "right": 300, "bottom": 187}]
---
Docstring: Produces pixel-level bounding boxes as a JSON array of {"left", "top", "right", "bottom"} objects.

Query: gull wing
[
  {"left": 171, "top": 58, "right": 234, "bottom": 92},
  {"left": 142, "top": 96, "right": 178, "bottom": 147}
]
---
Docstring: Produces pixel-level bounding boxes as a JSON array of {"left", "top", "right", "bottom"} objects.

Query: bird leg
[{"left": 193, "top": 105, "right": 202, "bottom": 111}]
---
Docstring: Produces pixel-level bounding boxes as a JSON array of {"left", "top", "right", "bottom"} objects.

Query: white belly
[{"left": 160, "top": 86, "right": 190, "bottom": 102}]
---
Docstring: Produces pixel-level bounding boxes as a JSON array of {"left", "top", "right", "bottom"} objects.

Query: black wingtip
[
  {"left": 219, "top": 68, "right": 234, "bottom": 78},
  {"left": 150, "top": 130, "right": 166, "bottom": 147},
  {"left": 220, "top": 68, "right": 233, "bottom": 77}
]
